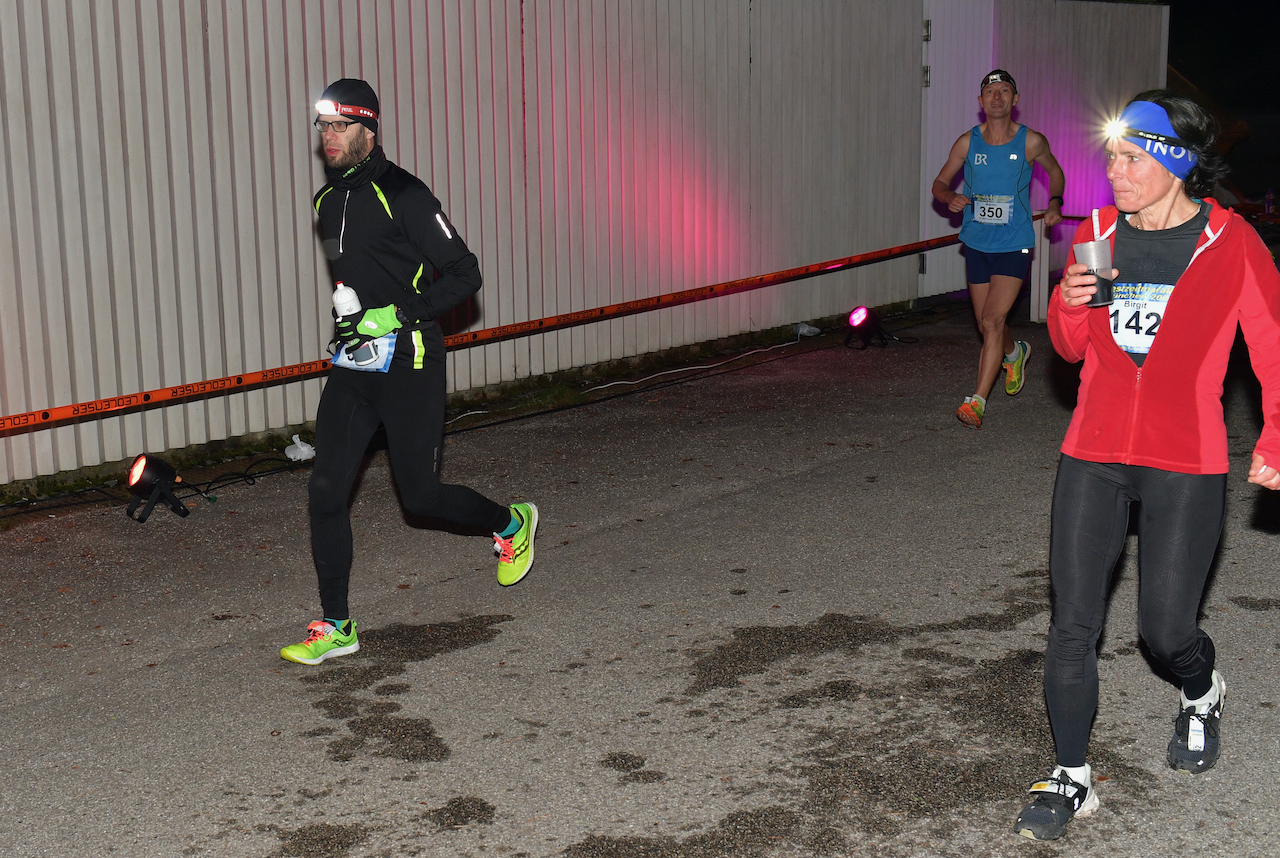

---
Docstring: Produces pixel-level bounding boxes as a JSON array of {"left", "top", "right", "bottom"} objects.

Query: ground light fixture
[
  {"left": 125, "top": 454, "right": 190, "bottom": 523},
  {"left": 845, "top": 306, "right": 889, "bottom": 349}
]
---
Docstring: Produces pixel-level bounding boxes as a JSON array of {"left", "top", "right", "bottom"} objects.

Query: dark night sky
[
  {"left": 1166, "top": 0, "right": 1280, "bottom": 110},
  {"left": 1165, "top": 0, "right": 1280, "bottom": 195}
]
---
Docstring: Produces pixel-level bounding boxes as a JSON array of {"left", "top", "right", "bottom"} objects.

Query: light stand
[
  {"left": 125, "top": 455, "right": 190, "bottom": 523},
  {"left": 844, "top": 306, "right": 889, "bottom": 349}
]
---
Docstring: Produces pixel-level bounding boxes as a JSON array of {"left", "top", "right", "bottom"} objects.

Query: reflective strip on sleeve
[{"left": 411, "top": 263, "right": 425, "bottom": 293}]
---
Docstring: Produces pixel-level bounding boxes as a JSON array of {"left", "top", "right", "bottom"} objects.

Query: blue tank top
[{"left": 959, "top": 125, "right": 1034, "bottom": 252}]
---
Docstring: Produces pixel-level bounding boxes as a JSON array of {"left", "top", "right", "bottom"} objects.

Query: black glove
[{"left": 332, "top": 312, "right": 364, "bottom": 350}]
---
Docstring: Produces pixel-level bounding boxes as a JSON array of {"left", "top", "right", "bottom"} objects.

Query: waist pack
[{"left": 329, "top": 333, "right": 396, "bottom": 372}]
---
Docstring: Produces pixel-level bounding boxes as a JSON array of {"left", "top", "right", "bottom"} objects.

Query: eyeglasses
[{"left": 314, "top": 118, "right": 356, "bottom": 133}]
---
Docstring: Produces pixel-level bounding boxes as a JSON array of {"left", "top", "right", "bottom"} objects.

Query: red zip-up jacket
[{"left": 1048, "top": 200, "right": 1280, "bottom": 474}]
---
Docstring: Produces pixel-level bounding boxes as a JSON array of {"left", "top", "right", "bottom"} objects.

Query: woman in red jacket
[{"left": 1014, "top": 91, "right": 1280, "bottom": 841}]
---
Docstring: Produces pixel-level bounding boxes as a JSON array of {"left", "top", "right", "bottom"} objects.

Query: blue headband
[{"left": 1114, "top": 101, "right": 1199, "bottom": 180}]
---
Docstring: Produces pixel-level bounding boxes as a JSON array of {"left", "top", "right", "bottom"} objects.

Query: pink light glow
[
  {"left": 849, "top": 306, "right": 869, "bottom": 327},
  {"left": 627, "top": 106, "right": 746, "bottom": 293}
]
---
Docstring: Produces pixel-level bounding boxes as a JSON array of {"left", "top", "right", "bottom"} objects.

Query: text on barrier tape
[{"left": 0, "top": 360, "right": 332, "bottom": 434}]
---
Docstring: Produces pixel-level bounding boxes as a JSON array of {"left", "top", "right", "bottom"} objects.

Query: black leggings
[
  {"left": 1044, "top": 455, "right": 1225, "bottom": 767},
  {"left": 308, "top": 363, "right": 511, "bottom": 619}
]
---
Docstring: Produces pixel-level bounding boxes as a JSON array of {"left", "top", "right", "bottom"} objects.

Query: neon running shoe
[
  {"left": 1168, "top": 670, "right": 1224, "bottom": 774},
  {"left": 494, "top": 502, "right": 538, "bottom": 586},
  {"left": 280, "top": 620, "right": 359, "bottom": 665},
  {"left": 1003, "top": 340, "right": 1031, "bottom": 395},
  {"left": 1013, "top": 767, "right": 1099, "bottom": 841},
  {"left": 956, "top": 396, "right": 984, "bottom": 430}
]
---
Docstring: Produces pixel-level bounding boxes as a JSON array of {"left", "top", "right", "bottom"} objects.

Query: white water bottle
[
  {"left": 332, "top": 281, "right": 361, "bottom": 318},
  {"left": 331, "top": 281, "right": 380, "bottom": 365}
]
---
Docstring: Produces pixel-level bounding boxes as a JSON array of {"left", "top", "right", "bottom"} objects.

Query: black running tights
[
  {"left": 1044, "top": 455, "right": 1225, "bottom": 768},
  {"left": 308, "top": 363, "right": 511, "bottom": 619}
]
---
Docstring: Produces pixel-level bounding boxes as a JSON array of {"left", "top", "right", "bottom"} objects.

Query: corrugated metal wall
[
  {"left": 750, "top": 0, "right": 921, "bottom": 324},
  {"left": 484, "top": 0, "right": 922, "bottom": 381},
  {"left": 0, "top": 0, "right": 925, "bottom": 485},
  {"left": 519, "top": 0, "right": 759, "bottom": 379}
]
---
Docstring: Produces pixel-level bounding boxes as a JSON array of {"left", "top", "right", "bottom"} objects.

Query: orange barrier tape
[
  {"left": 0, "top": 228, "right": 982, "bottom": 436},
  {"left": 441, "top": 234, "right": 961, "bottom": 349},
  {"left": 0, "top": 359, "right": 332, "bottom": 435}
]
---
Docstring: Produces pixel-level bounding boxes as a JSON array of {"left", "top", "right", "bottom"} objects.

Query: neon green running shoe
[
  {"left": 494, "top": 502, "right": 538, "bottom": 586},
  {"left": 280, "top": 620, "right": 359, "bottom": 665},
  {"left": 1004, "top": 340, "right": 1031, "bottom": 396}
]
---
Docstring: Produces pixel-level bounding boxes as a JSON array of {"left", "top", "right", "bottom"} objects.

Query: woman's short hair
[{"left": 1129, "top": 89, "right": 1228, "bottom": 199}]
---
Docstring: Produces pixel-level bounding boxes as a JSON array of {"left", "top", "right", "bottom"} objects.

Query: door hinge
[
  {"left": 923, "top": 65, "right": 931, "bottom": 87},
  {"left": 923, "top": 19, "right": 931, "bottom": 42}
]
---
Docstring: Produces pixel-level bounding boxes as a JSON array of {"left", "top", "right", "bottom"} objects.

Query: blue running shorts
[{"left": 965, "top": 247, "right": 1031, "bottom": 285}]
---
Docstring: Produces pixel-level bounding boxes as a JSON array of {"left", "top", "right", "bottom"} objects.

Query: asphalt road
[{"left": 4, "top": 310, "right": 1279, "bottom": 857}]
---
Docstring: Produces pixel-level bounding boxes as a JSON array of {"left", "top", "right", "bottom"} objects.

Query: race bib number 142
[{"left": 1109, "top": 282, "right": 1174, "bottom": 355}]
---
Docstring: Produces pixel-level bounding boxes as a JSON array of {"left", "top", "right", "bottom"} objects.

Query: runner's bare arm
[
  {"left": 1027, "top": 130, "right": 1065, "bottom": 227},
  {"left": 932, "top": 133, "right": 972, "bottom": 213}
]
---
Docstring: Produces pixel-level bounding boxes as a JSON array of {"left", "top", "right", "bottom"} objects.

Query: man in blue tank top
[{"left": 932, "top": 69, "right": 1065, "bottom": 429}]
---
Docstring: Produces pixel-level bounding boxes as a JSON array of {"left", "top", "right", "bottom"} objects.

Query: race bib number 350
[
  {"left": 973, "top": 195, "right": 1013, "bottom": 225},
  {"left": 1109, "top": 282, "right": 1174, "bottom": 355}
]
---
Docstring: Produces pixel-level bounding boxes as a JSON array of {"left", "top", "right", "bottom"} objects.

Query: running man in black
[{"left": 281, "top": 79, "right": 538, "bottom": 666}]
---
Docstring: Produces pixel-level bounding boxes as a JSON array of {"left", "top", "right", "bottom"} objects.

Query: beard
[{"left": 325, "top": 128, "right": 374, "bottom": 170}]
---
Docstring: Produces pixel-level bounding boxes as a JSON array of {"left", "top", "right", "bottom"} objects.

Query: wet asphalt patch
[
  {"left": 210, "top": 579, "right": 1172, "bottom": 855},
  {"left": 265, "top": 822, "right": 368, "bottom": 857},
  {"left": 601, "top": 752, "right": 648, "bottom": 772},
  {"left": 683, "top": 614, "right": 901, "bottom": 696},
  {"left": 258, "top": 579, "right": 1169, "bottom": 856},
  {"left": 327, "top": 703, "right": 451, "bottom": 763},
  {"left": 297, "top": 615, "right": 513, "bottom": 764},
  {"left": 683, "top": 581, "right": 1047, "bottom": 697},
  {"left": 600, "top": 752, "right": 668, "bottom": 785},
  {"left": 264, "top": 616, "right": 518, "bottom": 849},
  {"left": 422, "top": 795, "right": 496, "bottom": 830},
  {"left": 562, "top": 807, "right": 803, "bottom": 858},
  {"left": 556, "top": 579, "right": 1161, "bottom": 856},
  {"left": 1230, "top": 596, "right": 1280, "bottom": 611}
]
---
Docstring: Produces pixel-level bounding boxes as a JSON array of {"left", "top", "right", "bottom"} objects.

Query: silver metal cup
[{"left": 1072, "top": 240, "right": 1114, "bottom": 307}]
